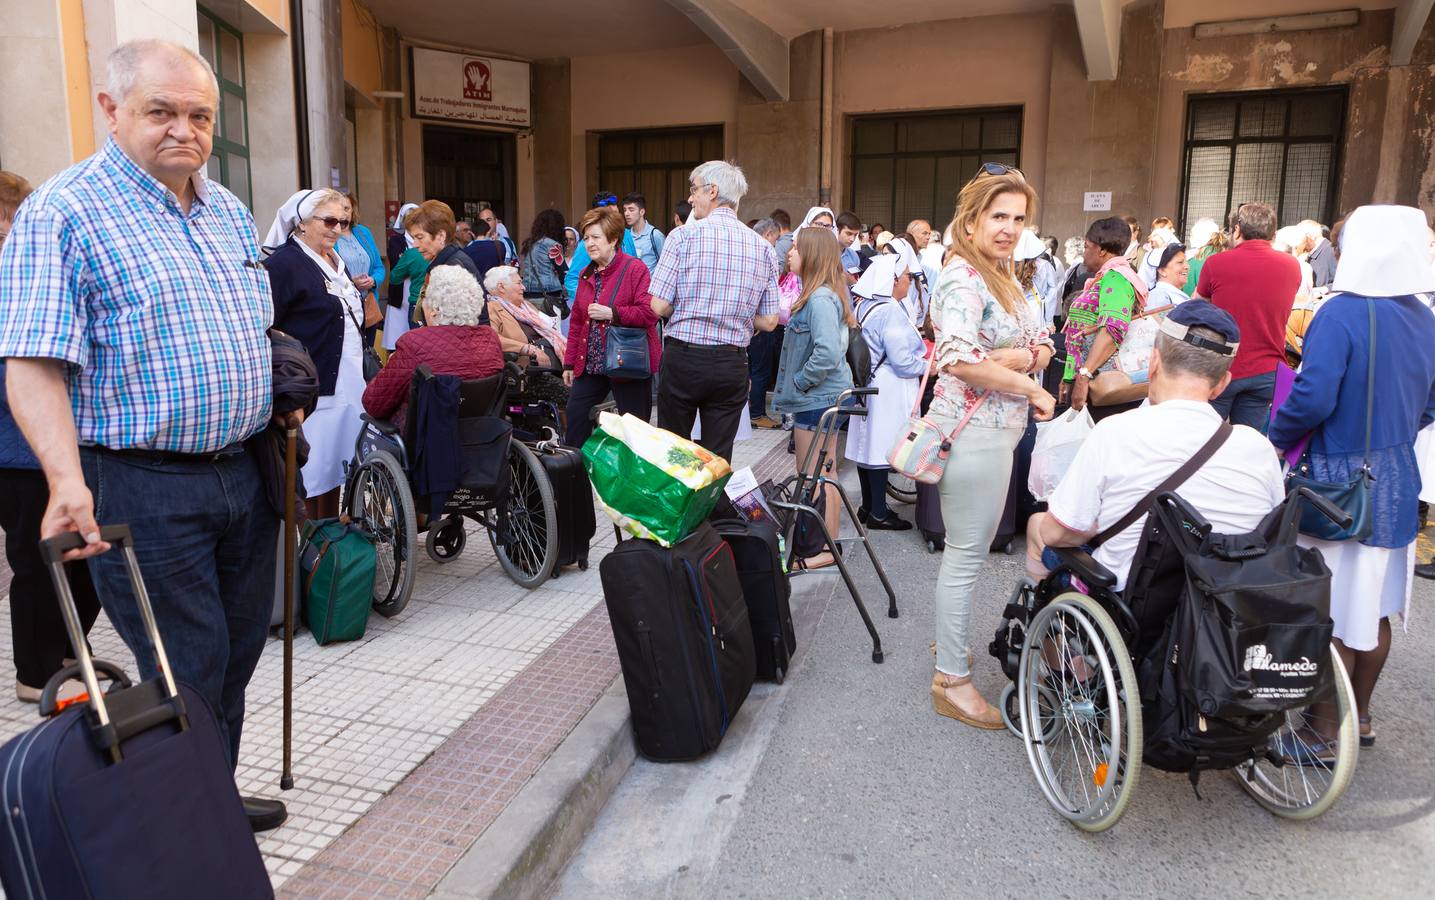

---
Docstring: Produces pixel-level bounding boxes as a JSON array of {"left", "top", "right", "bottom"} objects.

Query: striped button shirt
[
  {"left": 0, "top": 139, "right": 272, "bottom": 453},
  {"left": 649, "top": 207, "right": 780, "bottom": 348}
]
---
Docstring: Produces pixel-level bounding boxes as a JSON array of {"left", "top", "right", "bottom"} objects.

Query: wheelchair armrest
[
  {"left": 360, "top": 413, "right": 401, "bottom": 436},
  {"left": 1050, "top": 546, "right": 1118, "bottom": 590}
]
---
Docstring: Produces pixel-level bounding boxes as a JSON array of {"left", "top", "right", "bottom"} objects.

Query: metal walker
[{"left": 769, "top": 387, "right": 899, "bottom": 663}]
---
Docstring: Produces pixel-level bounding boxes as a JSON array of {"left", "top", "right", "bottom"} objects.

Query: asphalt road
[{"left": 553, "top": 473, "right": 1435, "bottom": 899}]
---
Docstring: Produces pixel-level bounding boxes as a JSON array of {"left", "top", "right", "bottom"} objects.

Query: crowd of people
[{"left": 1, "top": 38, "right": 1435, "bottom": 840}]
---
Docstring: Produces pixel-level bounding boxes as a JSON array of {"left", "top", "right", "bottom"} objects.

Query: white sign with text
[
  {"left": 1083, "top": 191, "right": 1112, "bottom": 212},
  {"left": 410, "top": 47, "right": 531, "bottom": 129}
]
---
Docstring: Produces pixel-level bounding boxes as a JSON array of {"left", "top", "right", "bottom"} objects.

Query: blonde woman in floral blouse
[{"left": 929, "top": 165, "right": 1056, "bottom": 729}]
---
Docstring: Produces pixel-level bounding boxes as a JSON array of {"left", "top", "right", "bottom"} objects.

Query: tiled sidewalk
[{"left": 0, "top": 425, "right": 792, "bottom": 895}]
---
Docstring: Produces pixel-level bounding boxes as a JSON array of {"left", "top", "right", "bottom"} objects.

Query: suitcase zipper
[
  {"left": 683, "top": 559, "right": 730, "bottom": 733},
  {"left": 646, "top": 544, "right": 712, "bottom": 750},
  {"left": 700, "top": 547, "right": 726, "bottom": 651}
]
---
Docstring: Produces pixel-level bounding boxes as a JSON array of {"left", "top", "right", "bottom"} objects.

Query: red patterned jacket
[
  {"left": 362, "top": 325, "right": 503, "bottom": 426},
  {"left": 565, "top": 250, "right": 661, "bottom": 375}
]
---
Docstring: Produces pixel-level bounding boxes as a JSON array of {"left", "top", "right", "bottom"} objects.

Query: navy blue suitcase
[{"left": 0, "top": 526, "right": 272, "bottom": 900}]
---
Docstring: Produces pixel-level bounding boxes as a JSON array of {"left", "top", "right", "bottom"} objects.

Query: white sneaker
[{"left": 780, "top": 413, "right": 794, "bottom": 431}]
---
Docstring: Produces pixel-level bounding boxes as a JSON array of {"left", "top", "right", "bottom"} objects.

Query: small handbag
[
  {"left": 1284, "top": 297, "right": 1374, "bottom": 542},
  {"left": 599, "top": 259, "right": 652, "bottom": 381},
  {"left": 343, "top": 296, "right": 383, "bottom": 382},
  {"left": 361, "top": 291, "right": 384, "bottom": 329},
  {"left": 886, "top": 342, "right": 988, "bottom": 484}
]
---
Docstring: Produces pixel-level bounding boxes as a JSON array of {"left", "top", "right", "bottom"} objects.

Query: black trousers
[
  {"left": 565, "top": 372, "right": 653, "bottom": 449},
  {"left": 0, "top": 468, "right": 102, "bottom": 689},
  {"left": 656, "top": 339, "right": 749, "bottom": 464}
]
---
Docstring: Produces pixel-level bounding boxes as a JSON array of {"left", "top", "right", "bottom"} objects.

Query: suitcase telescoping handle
[{"left": 39, "top": 525, "right": 186, "bottom": 759}]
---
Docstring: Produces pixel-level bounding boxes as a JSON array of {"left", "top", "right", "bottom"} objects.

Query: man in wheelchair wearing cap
[{"left": 1025, "top": 301, "right": 1286, "bottom": 589}]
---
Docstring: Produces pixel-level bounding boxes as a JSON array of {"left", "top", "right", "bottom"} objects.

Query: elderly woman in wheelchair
[
  {"left": 990, "top": 302, "right": 1358, "bottom": 831},
  {"left": 348, "top": 266, "right": 563, "bottom": 614},
  {"left": 362, "top": 266, "right": 504, "bottom": 427}
]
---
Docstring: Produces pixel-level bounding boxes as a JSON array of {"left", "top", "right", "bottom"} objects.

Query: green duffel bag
[{"left": 300, "top": 518, "right": 377, "bottom": 646}]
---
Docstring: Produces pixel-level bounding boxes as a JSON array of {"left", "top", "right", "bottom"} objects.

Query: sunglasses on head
[
  {"left": 316, "top": 216, "right": 351, "bottom": 230},
  {"left": 973, "top": 162, "right": 1025, "bottom": 181}
]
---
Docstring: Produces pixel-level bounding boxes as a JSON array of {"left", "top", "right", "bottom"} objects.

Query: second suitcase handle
[{"left": 39, "top": 525, "right": 184, "bottom": 742}]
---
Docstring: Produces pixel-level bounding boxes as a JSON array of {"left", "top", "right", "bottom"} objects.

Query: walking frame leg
[
  {"left": 774, "top": 497, "right": 885, "bottom": 664},
  {"left": 823, "top": 476, "right": 899, "bottom": 619}
]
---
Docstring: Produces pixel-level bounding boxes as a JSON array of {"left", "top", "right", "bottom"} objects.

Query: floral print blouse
[{"left": 929, "top": 255, "right": 1053, "bottom": 429}]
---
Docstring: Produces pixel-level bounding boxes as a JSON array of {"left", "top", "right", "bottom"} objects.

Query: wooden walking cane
[{"left": 281, "top": 425, "right": 297, "bottom": 791}]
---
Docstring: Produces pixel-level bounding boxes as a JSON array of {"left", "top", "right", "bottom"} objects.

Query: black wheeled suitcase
[
  {"left": 535, "top": 437, "right": 597, "bottom": 572},
  {"left": 600, "top": 522, "right": 755, "bottom": 760},
  {"left": 915, "top": 481, "right": 945, "bottom": 553},
  {"left": 713, "top": 517, "right": 796, "bottom": 682},
  {"left": 0, "top": 526, "right": 271, "bottom": 900}
]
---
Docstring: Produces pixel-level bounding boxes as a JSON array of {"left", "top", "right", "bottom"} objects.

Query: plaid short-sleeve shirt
[
  {"left": 0, "top": 139, "right": 272, "bottom": 453},
  {"left": 648, "top": 207, "right": 779, "bottom": 348}
]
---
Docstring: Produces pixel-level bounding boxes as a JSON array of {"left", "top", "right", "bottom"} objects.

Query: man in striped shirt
[
  {"left": 649, "top": 161, "right": 780, "bottom": 463},
  {"left": 0, "top": 40, "right": 287, "bottom": 831}
]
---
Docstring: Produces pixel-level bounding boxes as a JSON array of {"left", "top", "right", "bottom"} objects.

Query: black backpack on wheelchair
[{"left": 1131, "top": 487, "right": 1343, "bottom": 776}]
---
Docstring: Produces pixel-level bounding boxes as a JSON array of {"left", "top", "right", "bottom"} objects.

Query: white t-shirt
[{"left": 1047, "top": 399, "right": 1285, "bottom": 590}]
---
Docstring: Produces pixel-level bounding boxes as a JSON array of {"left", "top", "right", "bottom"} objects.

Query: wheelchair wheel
[
  {"left": 1232, "top": 645, "right": 1358, "bottom": 820},
  {"left": 886, "top": 473, "right": 918, "bottom": 505},
  {"left": 489, "top": 441, "right": 558, "bottom": 589},
  {"left": 1001, "top": 681, "right": 1063, "bottom": 741},
  {"left": 425, "top": 517, "right": 467, "bottom": 564},
  {"left": 1018, "top": 592, "right": 1141, "bottom": 833},
  {"left": 344, "top": 450, "right": 417, "bottom": 617}
]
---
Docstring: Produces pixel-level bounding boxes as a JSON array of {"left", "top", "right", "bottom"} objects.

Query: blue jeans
[
  {"left": 747, "top": 329, "right": 777, "bottom": 418},
  {"left": 80, "top": 447, "right": 277, "bottom": 769},
  {"left": 1210, "top": 369, "right": 1276, "bottom": 432}
]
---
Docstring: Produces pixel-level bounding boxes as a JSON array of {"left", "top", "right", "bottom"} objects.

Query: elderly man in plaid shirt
[
  {"left": 649, "top": 161, "right": 780, "bottom": 463},
  {"left": 0, "top": 40, "right": 288, "bottom": 831}
]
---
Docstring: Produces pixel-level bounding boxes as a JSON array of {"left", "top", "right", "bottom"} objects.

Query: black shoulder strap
[
  {"left": 1091, "top": 422, "right": 1233, "bottom": 548},
  {"left": 602, "top": 259, "right": 633, "bottom": 309},
  {"left": 856, "top": 297, "right": 889, "bottom": 327}
]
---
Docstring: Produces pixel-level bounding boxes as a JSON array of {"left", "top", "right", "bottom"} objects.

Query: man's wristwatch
[{"left": 1077, "top": 367, "right": 1093, "bottom": 380}]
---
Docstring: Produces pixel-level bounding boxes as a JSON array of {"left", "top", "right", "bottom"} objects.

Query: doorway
[{"left": 422, "top": 125, "right": 517, "bottom": 229}]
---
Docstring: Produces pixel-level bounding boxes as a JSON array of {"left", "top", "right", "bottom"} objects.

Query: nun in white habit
[
  {"left": 384, "top": 202, "right": 421, "bottom": 351},
  {"left": 884, "top": 236, "right": 935, "bottom": 328},
  {"left": 263, "top": 189, "right": 368, "bottom": 509},
  {"left": 845, "top": 254, "right": 929, "bottom": 529},
  {"left": 775, "top": 206, "right": 837, "bottom": 274},
  {"left": 1268, "top": 204, "right": 1435, "bottom": 750}
]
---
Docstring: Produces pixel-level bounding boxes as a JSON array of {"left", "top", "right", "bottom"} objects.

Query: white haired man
[
  {"left": 0, "top": 40, "right": 288, "bottom": 830},
  {"left": 649, "top": 161, "right": 780, "bottom": 462}
]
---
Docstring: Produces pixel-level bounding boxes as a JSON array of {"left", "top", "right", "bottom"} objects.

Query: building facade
[{"left": 5, "top": 0, "right": 1432, "bottom": 244}]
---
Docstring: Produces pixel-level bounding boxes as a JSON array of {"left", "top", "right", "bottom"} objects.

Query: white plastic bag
[{"left": 1028, "top": 407, "right": 1094, "bottom": 501}]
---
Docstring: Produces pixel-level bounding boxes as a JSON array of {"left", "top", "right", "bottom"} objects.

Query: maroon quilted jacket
[
  {"left": 362, "top": 325, "right": 504, "bottom": 425},
  {"left": 565, "top": 250, "right": 661, "bottom": 375}
]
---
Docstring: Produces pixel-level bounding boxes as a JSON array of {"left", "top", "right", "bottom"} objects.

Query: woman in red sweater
[
  {"left": 362, "top": 265, "right": 504, "bottom": 428},
  {"left": 562, "top": 205, "right": 661, "bottom": 448}
]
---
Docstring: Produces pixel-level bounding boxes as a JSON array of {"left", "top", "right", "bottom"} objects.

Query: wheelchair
[
  {"left": 989, "top": 488, "right": 1358, "bottom": 832},
  {"left": 341, "top": 360, "right": 562, "bottom": 617}
]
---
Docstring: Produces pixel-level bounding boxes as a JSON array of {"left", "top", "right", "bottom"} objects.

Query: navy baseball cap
[{"left": 1159, "top": 300, "right": 1240, "bottom": 356}]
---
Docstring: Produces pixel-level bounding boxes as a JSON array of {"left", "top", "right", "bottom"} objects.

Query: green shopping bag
[
  {"left": 581, "top": 412, "right": 732, "bottom": 547},
  {"left": 300, "top": 518, "right": 376, "bottom": 645}
]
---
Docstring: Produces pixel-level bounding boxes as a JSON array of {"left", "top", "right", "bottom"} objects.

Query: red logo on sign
[{"left": 463, "top": 59, "right": 492, "bottom": 101}]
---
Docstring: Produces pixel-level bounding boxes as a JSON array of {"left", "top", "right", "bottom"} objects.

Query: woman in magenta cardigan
[{"left": 562, "top": 205, "right": 661, "bottom": 448}]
